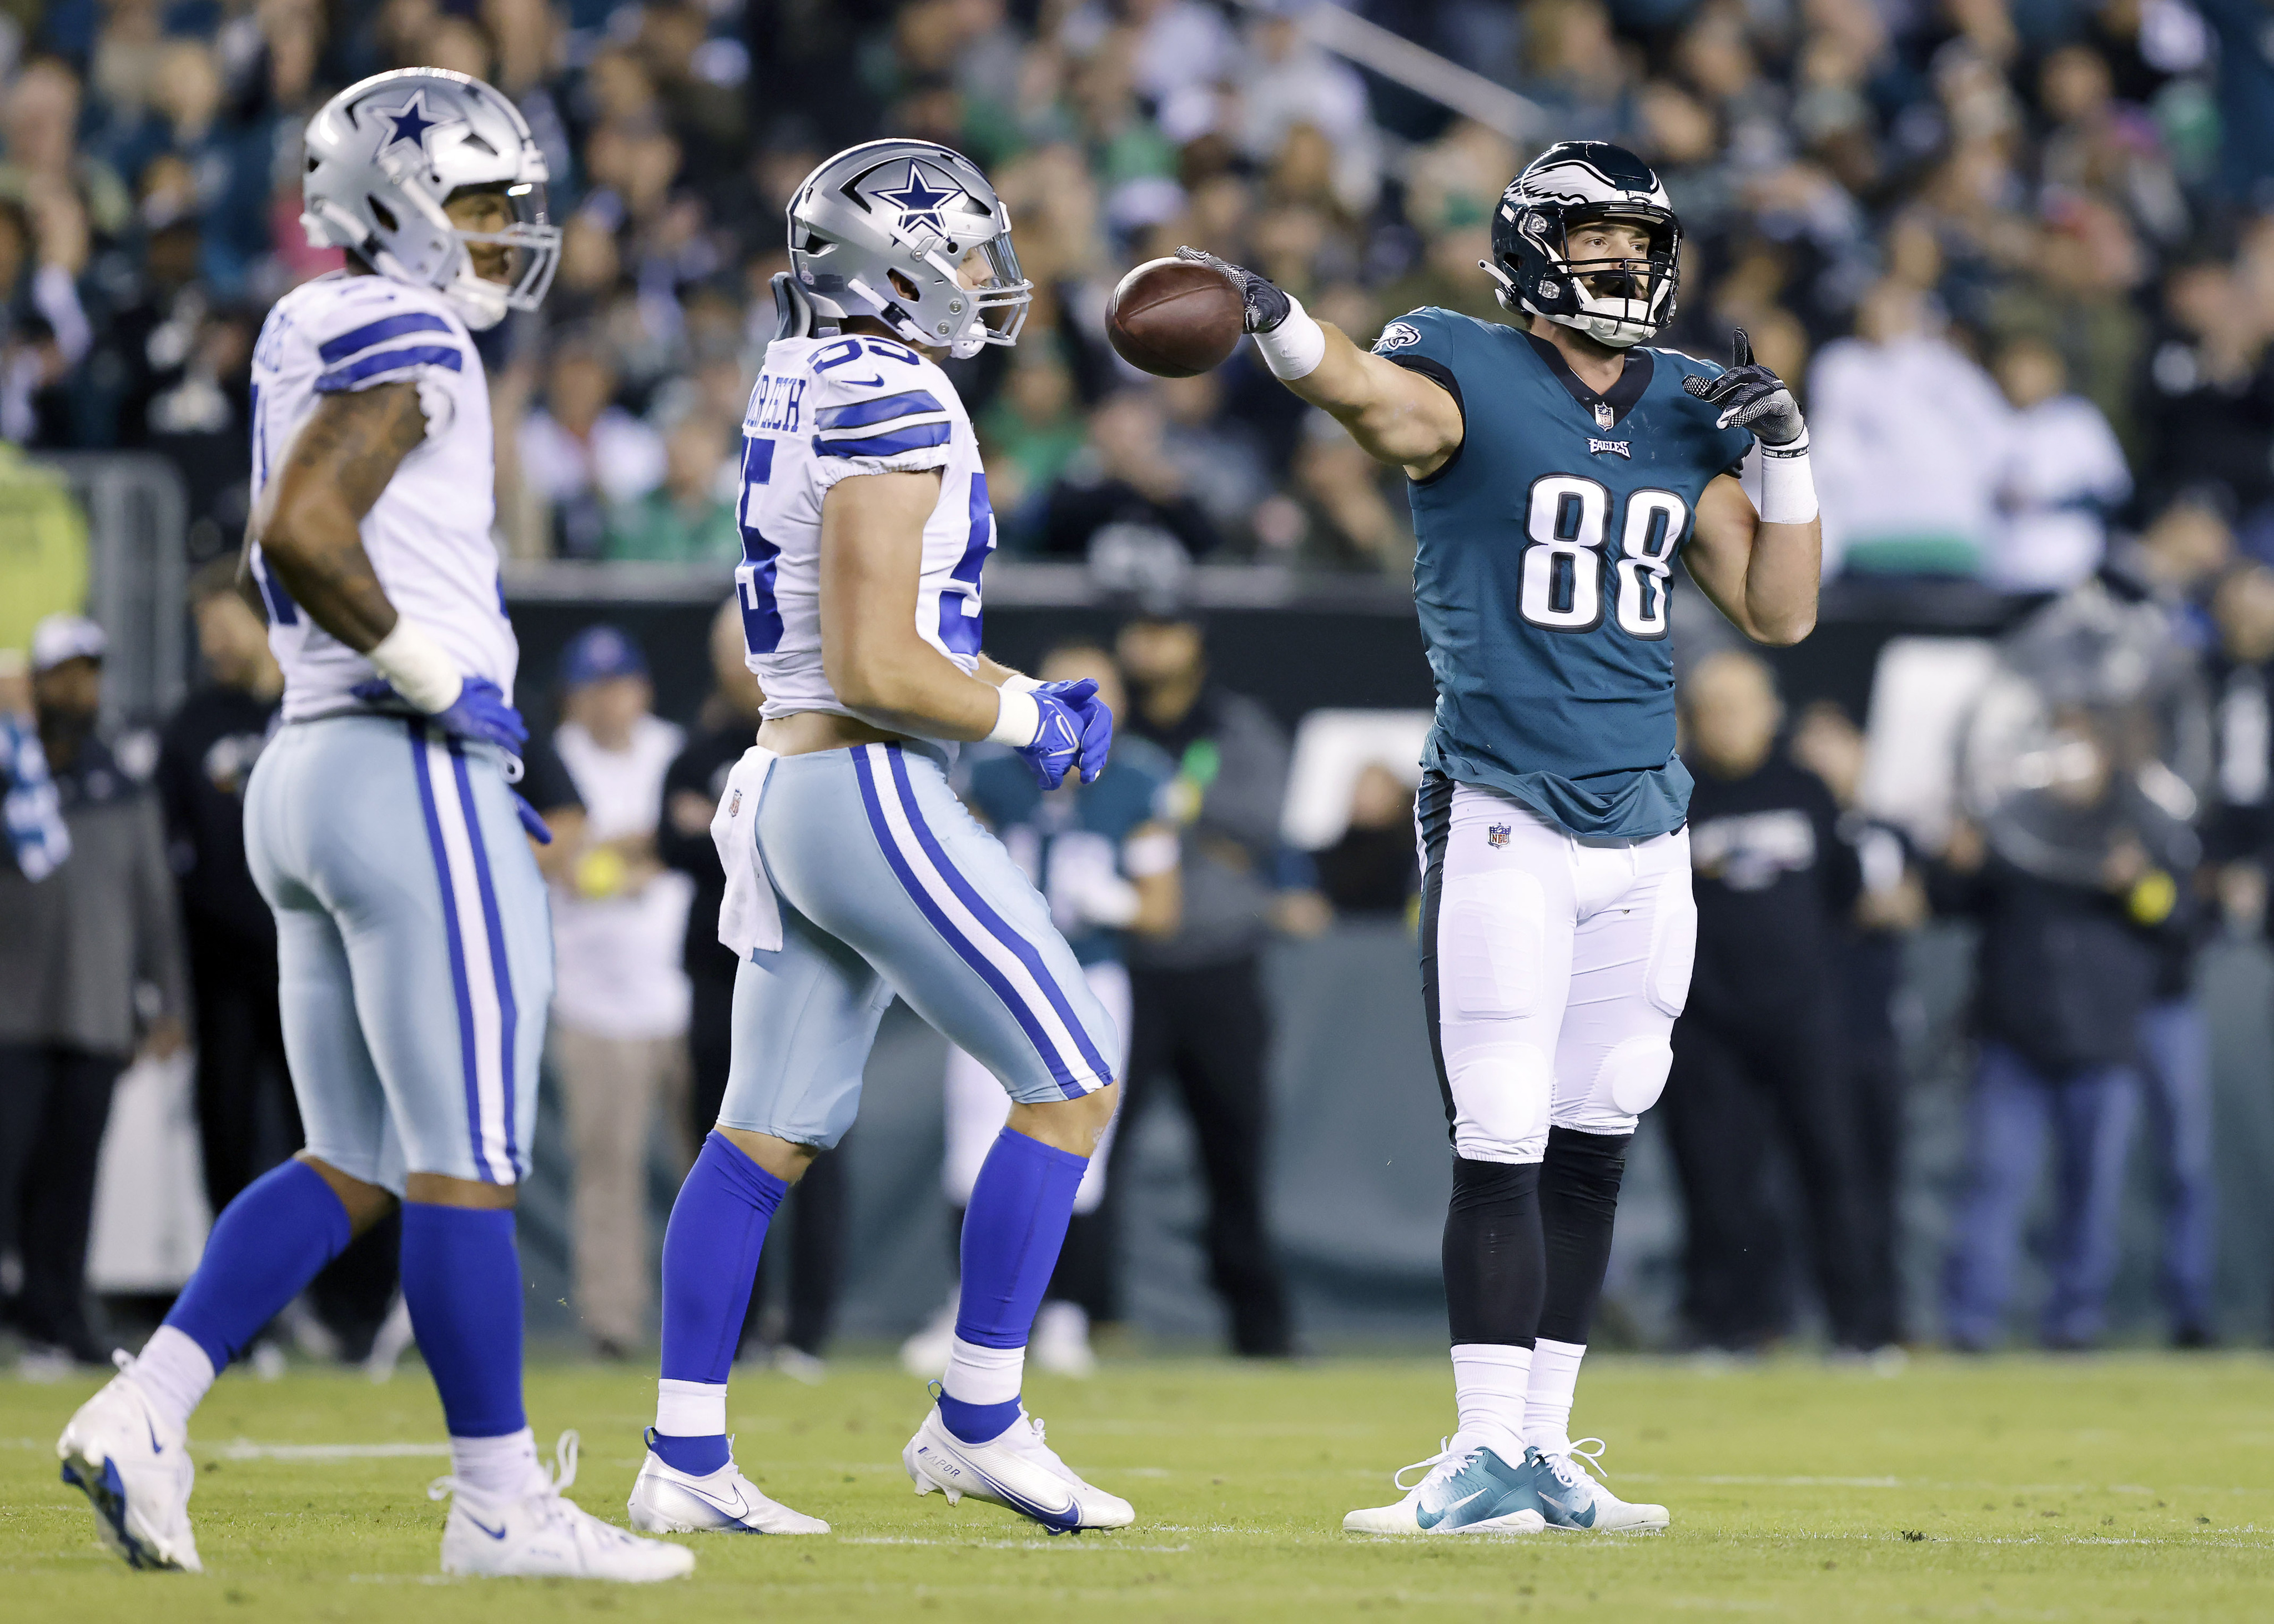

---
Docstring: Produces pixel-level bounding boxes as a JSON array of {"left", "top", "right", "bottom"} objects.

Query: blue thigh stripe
[
  {"left": 884, "top": 745, "right": 1111, "bottom": 1090},
  {"left": 407, "top": 723, "right": 495, "bottom": 1180},
  {"left": 849, "top": 747, "right": 1087, "bottom": 1098},
  {"left": 449, "top": 742, "right": 520, "bottom": 1173}
]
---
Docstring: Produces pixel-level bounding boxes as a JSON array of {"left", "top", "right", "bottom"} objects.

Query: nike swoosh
[
  {"left": 146, "top": 1419, "right": 163, "bottom": 1456},
  {"left": 681, "top": 1481, "right": 753, "bottom": 1521},
  {"left": 959, "top": 1459, "right": 1081, "bottom": 1531},
  {"left": 464, "top": 1515, "right": 509, "bottom": 1540},
  {"left": 1415, "top": 1486, "right": 1490, "bottom": 1530}
]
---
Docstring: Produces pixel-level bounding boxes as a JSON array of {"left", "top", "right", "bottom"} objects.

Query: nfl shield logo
[
  {"left": 1593, "top": 401, "right": 1614, "bottom": 430},
  {"left": 728, "top": 789, "right": 743, "bottom": 818},
  {"left": 1488, "top": 822, "right": 1511, "bottom": 848}
]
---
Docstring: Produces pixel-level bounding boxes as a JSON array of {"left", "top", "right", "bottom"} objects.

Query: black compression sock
[
  {"left": 1537, "top": 1127, "right": 1632, "bottom": 1345},
  {"left": 1443, "top": 1157, "right": 1544, "bottom": 1346}
]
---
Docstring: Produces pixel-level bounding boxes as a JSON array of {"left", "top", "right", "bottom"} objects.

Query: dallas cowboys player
[
  {"left": 55, "top": 69, "right": 691, "bottom": 1582},
  {"left": 1184, "top": 140, "right": 1822, "bottom": 1537},
  {"left": 623, "top": 140, "right": 1133, "bottom": 1537}
]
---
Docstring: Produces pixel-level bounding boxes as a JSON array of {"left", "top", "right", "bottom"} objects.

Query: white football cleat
[
  {"left": 57, "top": 1356, "right": 202, "bottom": 1572},
  {"left": 904, "top": 1402, "right": 1132, "bottom": 1532},
  {"left": 434, "top": 1431, "right": 695, "bottom": 1581},
  {"left": 898, "top": 1301, "right": 956, "bottom": 1378},
  {"left": 1533, "top": 1439, "right": 1669, "bottom": 1534},
  {"left": 627, "top": 1432, "right": 829, "bottom": 1535},
  {"left": 1342, "top": 1435, "right": 1546, "bottom": 1536},
  {"left": 1031, "top": 1302, "right": 1097, "bottom": 1378}
]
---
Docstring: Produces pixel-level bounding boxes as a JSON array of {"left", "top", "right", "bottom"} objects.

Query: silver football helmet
[
  {"left": 300, "top": 68, "right": 560, "bottom": 331},
  {"left": 784, "top": 139, "right": 1030, "bottom": 358}
]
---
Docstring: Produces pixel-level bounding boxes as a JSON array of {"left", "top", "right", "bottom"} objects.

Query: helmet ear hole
[
  {"left": 888, "top": 269, "right": 922, "bottom": 302},
  {"left": 368, "top": 195, "right": 399, "bottom": 233}
]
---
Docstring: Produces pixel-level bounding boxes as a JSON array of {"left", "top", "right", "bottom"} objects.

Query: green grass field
[{"left": 4, "top": 1353, "right": 2270, "bottom": 1621}]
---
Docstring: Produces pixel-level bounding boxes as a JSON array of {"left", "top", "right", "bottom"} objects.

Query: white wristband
[
  {"left": 998, "top": 672, "right": 1042, "bottom": 695},
  {"left": 1251, "top": 296, "right": 1326, "bottom": 380},
  {"left": 988, "top": 685, "right": 1041, "bottom": 747},
  {"left": 1758, "top": 433, "right": 1818, "bottom": 525},
  {"left": 365, "top": 619, "right": 462, "bottom": 713}
]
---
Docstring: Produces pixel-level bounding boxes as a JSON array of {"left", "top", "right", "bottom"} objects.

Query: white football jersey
[
  {"left": 248, "top": 271, "right": 515, "bottom": 723},
  {"left": 733, "top": 333, "right": 994, "bottom": 729}
]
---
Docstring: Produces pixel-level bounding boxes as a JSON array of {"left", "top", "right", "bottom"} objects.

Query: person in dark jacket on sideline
[
  {"left": 657, "top": 599, "right": 843, "bottom": 1377},
  {"left": 1933, "top": 707, "right": 2198, "bottom": 1351},
  {"left": 0, "top": 616, "right": 188, "bottom": 1367},
  {"left": 1662, "top": 651, "right": 1878, "bottom": 1354},
  {"left": 1105, "top": 611, "right": 1294, "bottom": 1357}
]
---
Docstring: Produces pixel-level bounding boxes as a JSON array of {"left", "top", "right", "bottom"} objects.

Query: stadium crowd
[{"left": 4, "top": 0, "right": 2274, "bottom": 1368}]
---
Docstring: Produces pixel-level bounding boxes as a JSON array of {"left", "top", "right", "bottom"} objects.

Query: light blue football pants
[
  {"left": 243, "top": 715, "right": 551, "bottom": 1193},
  {"left": 720, "top": 741, "right": 1118, "bottom": 1149}
]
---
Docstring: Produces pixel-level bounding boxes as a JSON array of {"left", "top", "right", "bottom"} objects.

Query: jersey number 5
[{"left": 1520, "top": 475, "right": 1689, "bottom": 640}]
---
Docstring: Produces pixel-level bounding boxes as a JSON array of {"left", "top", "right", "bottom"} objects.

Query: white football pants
[{"left": 1417, "top": 777, "right": 1695, "bottom": 1165}]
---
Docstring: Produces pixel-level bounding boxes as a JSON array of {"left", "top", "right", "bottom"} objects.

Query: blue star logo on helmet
[
  {"left": 872, "top": 162, "right": 964, "bottom": 238},
  {"left": 374, "top": 89, "right": 458, "bottom": 157}
]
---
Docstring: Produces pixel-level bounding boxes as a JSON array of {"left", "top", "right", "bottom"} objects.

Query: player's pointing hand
[
  {"left": 1175, "top": 245, "right": 1292, "bottom": 335},
  {"left": 1682, "top": 329, "right": 1806, "bottom": 448}
]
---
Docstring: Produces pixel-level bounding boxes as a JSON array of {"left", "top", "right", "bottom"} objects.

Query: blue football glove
[
  {"left": 512, "top": 790, "right": 553, "bottom": 845},
  {"left": 1013, "top": 677, "right": 1108, "bottom": 791},
  {"left": 1037, "top": 677, "right": 1114, "bottom": 785},
  {"left": 353, "top": 675, "right": 529, "bottom": 755}
]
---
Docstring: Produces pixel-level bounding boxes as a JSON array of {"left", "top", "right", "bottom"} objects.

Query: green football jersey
[{"left": 1377, "top": 306, "right": 1755, "bottom": 839}]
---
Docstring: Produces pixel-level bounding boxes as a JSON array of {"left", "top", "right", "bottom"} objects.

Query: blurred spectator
[
  {"left": 1108, "top": 612, "right": 1294, "bottom": 1357},
  {"left": 517, "top": 341, "right": 667, "bottom": 559},
  {"left": 1810, "top": 279, "right": 2013, "bottom": 575},
  {"left": 1663, "top": 651, "right": 1878, "bottom": 1353},
  {"left": 657, "top": 601, "right": 845, "bottom": 1376},
  {"left": 155, "top": 565, "right": 285, "bottom": 1218},
  {"left": 605, "top": 412, "right": 740, "bottom": 565},
  {"left": 1790, "top": 698, "right": 1928, "bottom": 1351},
  {"left": 0, "top": 616, "right": 186, "bottom": 1369},
  {"left": 2139, "top": 251, "right": 2274, "bottom": 531},
  {"left": 1040, "top": 389, "right": 1222, "bottom": 562},
  {"left": 1257, "top": 410, "right": 1414, "bottom": 574},
  {"left": 0, "top": 445, "right": 88, "bottom": 655},
  {"left": 547, "top": 626, "right": 693, "bottom": 1358},
  {"left": 1310, "top": 761, "right": 1419, "bottom": 917},
  {"left": 1933, "top": 694, "right": 2197, "bottom": 1349},
  {"left": 1986, "top": 334, "right": 2130, "bottom": 593}
]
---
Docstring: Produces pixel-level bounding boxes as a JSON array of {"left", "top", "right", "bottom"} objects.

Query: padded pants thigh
[{"left": 1551, "top": 834, "right": 1692, "bottom": 1138}]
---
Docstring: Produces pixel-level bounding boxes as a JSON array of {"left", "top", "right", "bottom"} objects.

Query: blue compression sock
[
  {"left": 651, "top": 1133, "right": 787, "bottom": 1471},
  {"left": 163, "top": 1159, "right": 352, "bottom": 1370},
  {"left": 400, "top": 1203, "right": 526, "bottom": 1439},
  {"left": 940, "top": 1129, "right": 1086, "bottom": 1444}
]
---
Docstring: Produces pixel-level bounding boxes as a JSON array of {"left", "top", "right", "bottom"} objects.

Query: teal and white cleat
[
  {"left": 1526, "top": 1439, "right": 1669, "bottom": 1534},
  {"left": 904, "top": 1404, "right": 1133, "bottom": 1532},
  {"left": 1342, "top": 1437, "right": 1547, "bottom": 1536},
  {"left": 56, "top": 1356, "right": 202, "bottom": 1572},
  {"left": 434, "top": 1431, "right": 696, "bottom": 1581},
  {"left": 627, "top": 1431, "right": 829, "bottom": 1535}
]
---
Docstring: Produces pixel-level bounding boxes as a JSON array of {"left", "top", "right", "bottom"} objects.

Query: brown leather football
[{"left": 1105, "top": 257, "right": 1245, "bottom": 378}]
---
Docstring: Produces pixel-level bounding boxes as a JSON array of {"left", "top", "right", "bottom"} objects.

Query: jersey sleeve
[
  {"left": 806, "top": 340, "right": 956, "bottom": 489},
  {"left": 1371, "top": 308, "right": 1468, "bottom": 449},
  {"left": 303, "top": 288, "right": 470, "bottom": 438}
]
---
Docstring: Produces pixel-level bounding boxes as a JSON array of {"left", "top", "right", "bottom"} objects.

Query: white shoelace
[
  {"left": 1392, "top": 1438, "right": 1482, "bottom": 1493},
  {"left": 1565, "top": 1438, "right": 1613, "bottom": 1481}
]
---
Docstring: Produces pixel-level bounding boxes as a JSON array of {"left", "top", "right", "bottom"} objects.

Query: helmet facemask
[
  {"left": 436, "top": 179, "right": 560, "bottom": 330},
  {"left": 1544, "top": 207, "right": 1676, "bottom": 349}
]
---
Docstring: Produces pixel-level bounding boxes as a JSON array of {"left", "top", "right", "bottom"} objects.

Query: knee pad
[
  {"left": 1448, "top": 1040, "right": 1552, "bottom": 1162},
  {"left": 1644, "top": 868, "right": 1696, "bottom": 1018},
  {"left": 1563, "top": 1034, "right": 1672, "bottom": 1133},
  {"left": 1442, "top": 869, "right": 1546, "bottom": 1018}
]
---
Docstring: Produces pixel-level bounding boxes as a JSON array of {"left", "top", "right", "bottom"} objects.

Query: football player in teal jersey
[{"left": 1182, "top": 140, "right": 1822, "bottom": 1537}]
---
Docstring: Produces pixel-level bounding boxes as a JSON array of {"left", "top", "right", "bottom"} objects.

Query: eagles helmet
[
  {"left": 782, "top": 139, "right": 1030, "bottom": 358},
  {"left": 300, "top": 68, "right": 560, "bottom": 331},
  {"left": 1482, "top": 141, "right": 1681, "bottom": 349}
]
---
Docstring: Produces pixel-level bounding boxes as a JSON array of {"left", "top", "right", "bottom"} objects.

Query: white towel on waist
[{"left": 710, "top": 745, "right": 783, "bottom": 956}]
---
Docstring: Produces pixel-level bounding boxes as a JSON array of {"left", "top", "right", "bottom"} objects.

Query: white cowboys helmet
[
  {"left": 1483, "top": 141, "right": 1681, "bottom": 350},
  {"left": 781, "top": 139, "right": 1030, "bottom": 359},
  {"left": 299, "top": 68, "right": 560, "bottom": 331}
]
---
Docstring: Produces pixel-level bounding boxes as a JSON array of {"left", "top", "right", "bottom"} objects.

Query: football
[{"left": 1105, "top": 257, "right": 1245, "bottom": 378}]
